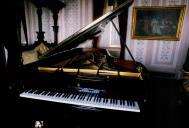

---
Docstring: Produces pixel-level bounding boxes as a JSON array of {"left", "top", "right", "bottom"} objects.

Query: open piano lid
[
  {"left": 23, "top": 0, "right": 134, "bottom": 68},
  {"left": 21, "top": 0, "right": 147, "bottom": 80},
  {"left": 24, "top": 0, "right": 133, "bottom": 67},
  {"left": 40, "top": 0, "right": 134, "bottom": 58}
]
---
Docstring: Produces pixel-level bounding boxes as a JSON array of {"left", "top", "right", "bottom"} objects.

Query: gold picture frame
[{"left": 131, "top": 6, "right": 186, "bottom": 40}]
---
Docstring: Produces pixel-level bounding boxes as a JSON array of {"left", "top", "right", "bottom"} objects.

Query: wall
[
  {"left": 23, "top": 0, "right": 93, "bottom": 45},
  {"left": 125, "top": 0, "right": 189, "bottom": 74}
]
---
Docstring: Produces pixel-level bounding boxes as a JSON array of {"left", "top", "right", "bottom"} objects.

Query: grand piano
[{"left": 17, "top": 0, "right": 148, "bottom": 127}]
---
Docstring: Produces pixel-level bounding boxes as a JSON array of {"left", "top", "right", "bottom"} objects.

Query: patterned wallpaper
[
  {"left": 24, "top": 0, "right": 93, "bottom": 47},
  {"left": 125, "top": 0, "right": 189, "bottom": 74},
  {"left": 58, "top": 0, "right": 93, "bottom": 48}
]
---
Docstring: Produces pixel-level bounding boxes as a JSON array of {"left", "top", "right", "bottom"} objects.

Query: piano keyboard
[{"left": 20, "top": 89, "right": 140, "bottom": 112}]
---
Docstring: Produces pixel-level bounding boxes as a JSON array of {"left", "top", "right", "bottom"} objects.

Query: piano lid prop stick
[{"left": 37, "top": 67, "right": 143, "bottom": 80}]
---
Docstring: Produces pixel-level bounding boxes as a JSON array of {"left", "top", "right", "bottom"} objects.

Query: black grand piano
[{"left": 17, "top": 0, "right": 148, "bottom": 127}]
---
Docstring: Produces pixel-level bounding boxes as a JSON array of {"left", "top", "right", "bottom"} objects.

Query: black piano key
[
  {"left": 105, "top": 98, "right": 108, "bottom": 103},
  {"left": 57, "top": 93, "right": 63, "bottom": 97},
  {"left": 110, "top": 99, "right": 113, "bottom": 104},
  {"left": 47, "top": 92, "right": 52, "bottom": 96},
  {"left": 28, "top": 89, "right": 35, "bottom": 93},
  {"left": 74, "top": 94, "right": 78, "bottom": 99},
  {"left": 66, "top": 93, "right": 70, "bottom": 98},
  {"left": 122, "top": 100, "right": 125, "bottom": 106},
  {"left": 113, "top": 99, "right": 116, "bottom": 104},
  {"left": 81, "top": 94, "right": 85, "bottom": 100},
  {"left": 127, "top": 100, "right": 130, "bottom": 106},
  {"left": 56, "top": 93, "right": 61, "bottom": 97},
  {"left": 29, "top": 89, "right": 36, "bottom": 93},
  {"left": 41, "top": 91, "right": 46, "bottom": 95},
  {"left": 71, "top": 94, "right": 75, "bottom": 99},
  {"left": 130, "top": 101, "right": 135, "bottom": 106},
  {"left": 34, "top": 90, "right": 43, "bottom": 94},
  {"left": 43, "top": 91, "right": 50, "bottom": 95},
  {"left": 62, "top": 93, "right": 67, "bottom": 97},
  {"left": 95, "top": 97, "right": 98, "bottom": 102},
  {"left": 66, "top": 93, "right": 71, "bottom": 98},
  {"left": 87, "top": 94, "right": 91, "bottom": 101},
  {"left": 65, "top": 93, "right": 69, "bottom": 98},
  {"left": 115, "top": 99, "right": 117, "bottom": 104},
  {"left": 130, "top": 101, "right": 134, "bottom": 106},
  {"left": 24, "top": 89, "right": 32, "bottom": 93},
  {"left": 103, "top": 98, "right": 106, "bottom": 103},
  {"left": 120, "top": 100, "right": 122, "bottom": 105},
  {"left": 39, "top": 91, "right": 45, "bottom": 95},
  {"left": 57, "top": 93, "right": 62, "bottom": 97},
  {"left": 93, "top": 95, "right": 96, "bottom": 101},
  {"left": 67, "top": 94, "right": 71, "bottom": 98},
  {"left": 50, "top": 92, "right": 55, "bottom": 96},
  {"left": 83, "top": 93, "right": 87, "bottom": 100},
  {"left": 77, "top": 94, "right": 81, "bottom": 100},
  {"left": 129, "top": 101, "right": 133, "bottom": 106},
  {"left": 79, "top": 93, "right": 84, "bottom": 100},
  {"left": 52, "top": 92, "right": 57, "bottom": 96},
  {"left": 55, "top": 93, "right": 59, "bottom": 97},
  {"left": 73, "top": 94, "right": 77, "bottom": 99},
  {"left": 33, "top": 90, "right": 39, "bottom": 94},
  {"left": 61, "top": 93, "right": 66, "bottom": 98},
  {"left": 89, "top": 94, "right": 93, "bottom": 101},
  {"left": 120, "top": 100, "right": 124, "bottom": 105},
  {"left": 127, "top": 100, "right": 132, "bottom": 106},
  {"left": 96, "top": 97, "right": 99, "bottom": 102},
  {"left": 50, "top": 92, "right": 56, "bottom": 96},
  {"left": 99, "top": 97, "right": 101, "bottom": 102}
]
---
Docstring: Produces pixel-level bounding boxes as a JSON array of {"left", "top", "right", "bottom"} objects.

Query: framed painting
[{"left": 131, "top": 6, "right": 185, "bottom": 40}]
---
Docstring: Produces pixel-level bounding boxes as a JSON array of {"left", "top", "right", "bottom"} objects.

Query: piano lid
[
  {"left": 21, "top": 0, "right": 135, "bottom": 69},
  {"left": 40, "top": 0, "right": 134, "bottom": 58}
]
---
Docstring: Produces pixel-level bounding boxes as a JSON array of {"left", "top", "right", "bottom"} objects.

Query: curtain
[
  {"left": 22, "top": 0, "right": 93, "bottom": 48},
  {"left": 98, "top": 0, "right": 121, "bottom": 49},
  {"left": 22, "top": 0, "right": 123, "bottom": 49}
]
